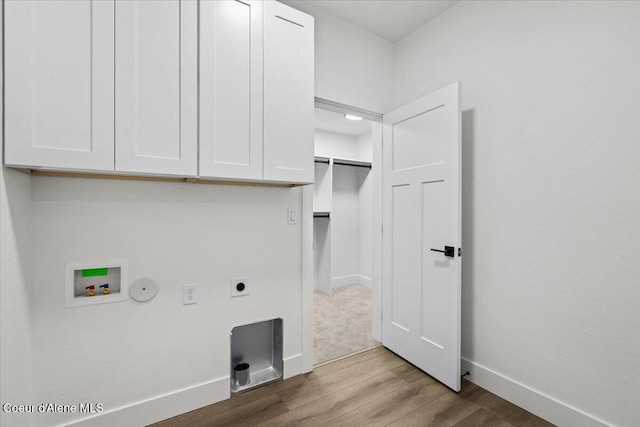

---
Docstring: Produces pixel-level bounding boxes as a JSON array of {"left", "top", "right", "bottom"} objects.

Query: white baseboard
[
  {"left": 61, "top": 355, "right": 612, "bottom": 427},
  {"left": 66, "top": 354, "right": 305, "bottom": 427},
  {"left": 65, "top": 377, "right": 230, "bottom": 427},
  {"left": 331, "top": 275, "right": 372, "bottom": 288},
  {"left": 357, "top": 275, "right": 372, "bottom": 288},
  {"left": 462, "top": 358, "right": 613, "bottom": 427},
  {"left": 283, "top": 353, "right": 303, "bottom": 379}
]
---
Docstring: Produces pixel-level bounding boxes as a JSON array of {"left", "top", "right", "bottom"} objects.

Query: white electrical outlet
[
  {"left": 183, "top": 284, "right": 198, "bottom": 305},
  {"left": 231, "top": 277, "right": 249, "bottom": 298}
]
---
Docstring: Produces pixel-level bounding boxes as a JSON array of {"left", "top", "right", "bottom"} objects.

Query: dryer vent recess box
[
  {"left": 65, "top": 260, "right": 129, "bottom": 308},
  {"left": 230, "top": 318, "right": 283, "bottom": 393}
]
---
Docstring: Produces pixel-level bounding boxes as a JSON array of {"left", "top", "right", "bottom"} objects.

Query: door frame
[{"left": 302, "top": 98, "right": 384, "bottom": 373}]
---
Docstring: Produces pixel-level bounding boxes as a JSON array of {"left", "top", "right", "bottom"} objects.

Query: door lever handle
[{"left": 430, "top": 246, "right": 455, "bottom": 258}]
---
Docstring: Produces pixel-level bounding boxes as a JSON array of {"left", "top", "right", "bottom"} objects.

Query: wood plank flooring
[{"left": 150, "top": 347, "right": 556, "bottom": 427}]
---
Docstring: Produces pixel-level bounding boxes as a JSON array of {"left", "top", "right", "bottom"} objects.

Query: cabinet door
[
  {"left": 199, "top": 0, "right": 263, "bottom": 180},
  {"left": 263, "top": 1, "right": 314, "bottom": 184},
  {"left": 115, "top": 0, "right": 197, "bottom": 176},
  {"left": 4, "top": 0, "right": 115, "bottom": 171}
]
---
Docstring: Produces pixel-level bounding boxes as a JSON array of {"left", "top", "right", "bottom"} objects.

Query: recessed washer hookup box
[{"left": 65, "top": 259, "right": 128, "bottom": 308}]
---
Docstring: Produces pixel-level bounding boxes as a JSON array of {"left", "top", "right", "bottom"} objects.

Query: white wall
[
  {"left": 0, "top": 169, "right": 34, "bottom": 427},
  {"left": 331, "top": 165, "right": 360, "bottom": 285},
  {"left": 0, "top": 7, "right": 35, "bottom": 423},
  {"left": 313, "top": 162, "right": 332, "bottom": 294},
  {"left": 316, "top": 129, "right": 362, "bottom": 284},
  {"left": 313, "top": 217, "right": 330, "bottom": 287},
  {"left": 357, "top": 132, "right": 374, "bottom": 284},
  {"left": 356, "top": 131, "right": 373, "bottom": 164},
  {"left": 315, "top": 128, "right": 373, "bottom": 163},
  {"left": 313, "top": 162, "right": 332, "bottom": 213},
  {"left": 395, "top": 1, "right": 640, "bottom": 426},
  {"left": 282, "top": 1, "right": 394, "bottom": 114},
  {"left": 315, "top": 129, "right": 359, "bottom": 160},
  {"left": 26, "top": 177, "right": 304, "bottom": 426},
  {"left": 314, "top": 128, "right": 374, "bottom": 288}
]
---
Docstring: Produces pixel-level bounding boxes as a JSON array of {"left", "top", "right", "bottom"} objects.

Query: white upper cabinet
[
  {"left": 4, "top": 0, "right": 313, "bottom": 185},
  {"left": 263, "top": 1, "right": 315, "bottom": 184},
  {"left": 4, "top": 0, "right": 115, "bottom": 171},
  {"left": 200, "top": 0, "right": 263, "bottom": 180},
  {"left": 115, "top": 0, "right": 198, "bottom": 176}
]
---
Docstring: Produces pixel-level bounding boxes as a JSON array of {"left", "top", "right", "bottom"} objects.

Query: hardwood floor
[{"left": 150, "top": 347, "right": 555, "bottom": 427}]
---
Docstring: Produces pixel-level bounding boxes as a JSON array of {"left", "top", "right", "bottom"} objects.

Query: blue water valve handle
[{"left": 100, "top": 284, "right": 110, "bottom": 295}]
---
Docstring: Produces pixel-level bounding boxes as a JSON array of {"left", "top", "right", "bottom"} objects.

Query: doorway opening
[{"left": 312, "top": 101, "right": 382, "bottom": 365}]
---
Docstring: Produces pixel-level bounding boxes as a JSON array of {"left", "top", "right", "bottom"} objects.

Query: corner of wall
[
  {"left": 281, "top": 0, "right": 395, "bottom": 113},
  {"left": 1, "top": 7, "right": 36, "bottom": 421},
  {"left": 0, "top": 166, "right": 35, "bottom": 427}
]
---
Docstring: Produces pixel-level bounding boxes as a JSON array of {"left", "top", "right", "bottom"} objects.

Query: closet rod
[
  {"left": 313, "top": 213, "right": 331, "bottom": 219},
  {"left": 314, "top": 159, "right": 330, "bottom": 164},
  {"left": 333, "top": 161, "right": 372, "bottom": 169}
]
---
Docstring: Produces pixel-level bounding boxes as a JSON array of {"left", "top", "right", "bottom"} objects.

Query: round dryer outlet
[{"left": 231, "top": 277, "right": 249, "bottom": 298}]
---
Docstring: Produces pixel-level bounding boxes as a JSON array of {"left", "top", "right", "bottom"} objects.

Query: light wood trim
[{"left": 12, "top": 168, "right": 301, "bottom": 188}]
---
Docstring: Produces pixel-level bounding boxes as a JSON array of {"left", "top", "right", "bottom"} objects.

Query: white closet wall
[
  {"left": 315, "top": 129, "right": 359, "bottom": 160},
  {"left": 313, "top": 158, "right": 332, "bottom": 294},
  {"left": 313, "top": 217, "right": 331, "bottom": 290},
  {"left": 331, "top": 164, "right": 360, "bottom": 286},
  {"left": 356, "top": 131, "right": 373, "bottom": 163},
  {"left": 357, "top": 131, "right": 373, "bottom": 285},
  {"left": 313, "top": 161, "right": 332, "bottom": 213},
  {"left": 313, "top": 127, "right": 374, "bottom": 292}
]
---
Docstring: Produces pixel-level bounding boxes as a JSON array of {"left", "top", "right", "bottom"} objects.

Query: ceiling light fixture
[{"left": 344, "top": 114, "right": 363, "bottom": 121}]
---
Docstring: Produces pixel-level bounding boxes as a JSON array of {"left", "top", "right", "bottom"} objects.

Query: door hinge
[{"left": 458, "top": 247, "right": 462, "bottom": 257}]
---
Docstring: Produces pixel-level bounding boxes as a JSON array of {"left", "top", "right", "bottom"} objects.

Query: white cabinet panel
[
  {"left": 4, "top": 0, "right": 115, "bottom": 171},
  {"left": 263, "top": 1, "right": 314, "bottom": 183},
  {"left": 200, "top": 0, "right": 263, "bottom": 180},
  {"left": 5, "top": 0, "right": 314, "bottom": 185},
  {"left": 115, "top": 0, "right": 197, "bottom": 176}
]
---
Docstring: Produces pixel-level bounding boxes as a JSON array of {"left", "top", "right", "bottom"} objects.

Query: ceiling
[
  {"left": 284, "top": 0, "right": 459, "bottom": 43},
  {"left": 315, "top": 108, "right": 373, "bottom": 136}
]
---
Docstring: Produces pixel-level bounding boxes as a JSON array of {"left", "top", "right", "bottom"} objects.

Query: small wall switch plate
[
  {"left": 287, "top": 208, "right": 297, "bottom": 225},
  {"left": 231, "top": 277, "right": 249, "bottom": 298},
  {"left": 183, "top": 284, "right": 198, "bottom": 305}
]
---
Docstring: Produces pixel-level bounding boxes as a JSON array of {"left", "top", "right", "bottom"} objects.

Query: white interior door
[{"left": 382, "top": 82, "right": 461, "bottom": 391}]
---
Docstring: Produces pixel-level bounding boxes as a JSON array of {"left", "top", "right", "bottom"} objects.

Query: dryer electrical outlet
[{"left": 231, "top": 277, "right": 249, "bottom": 298}]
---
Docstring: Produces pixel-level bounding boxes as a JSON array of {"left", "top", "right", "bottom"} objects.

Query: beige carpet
[{"left": 314, "top": 284, "right": 381, "bottom": 365}]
